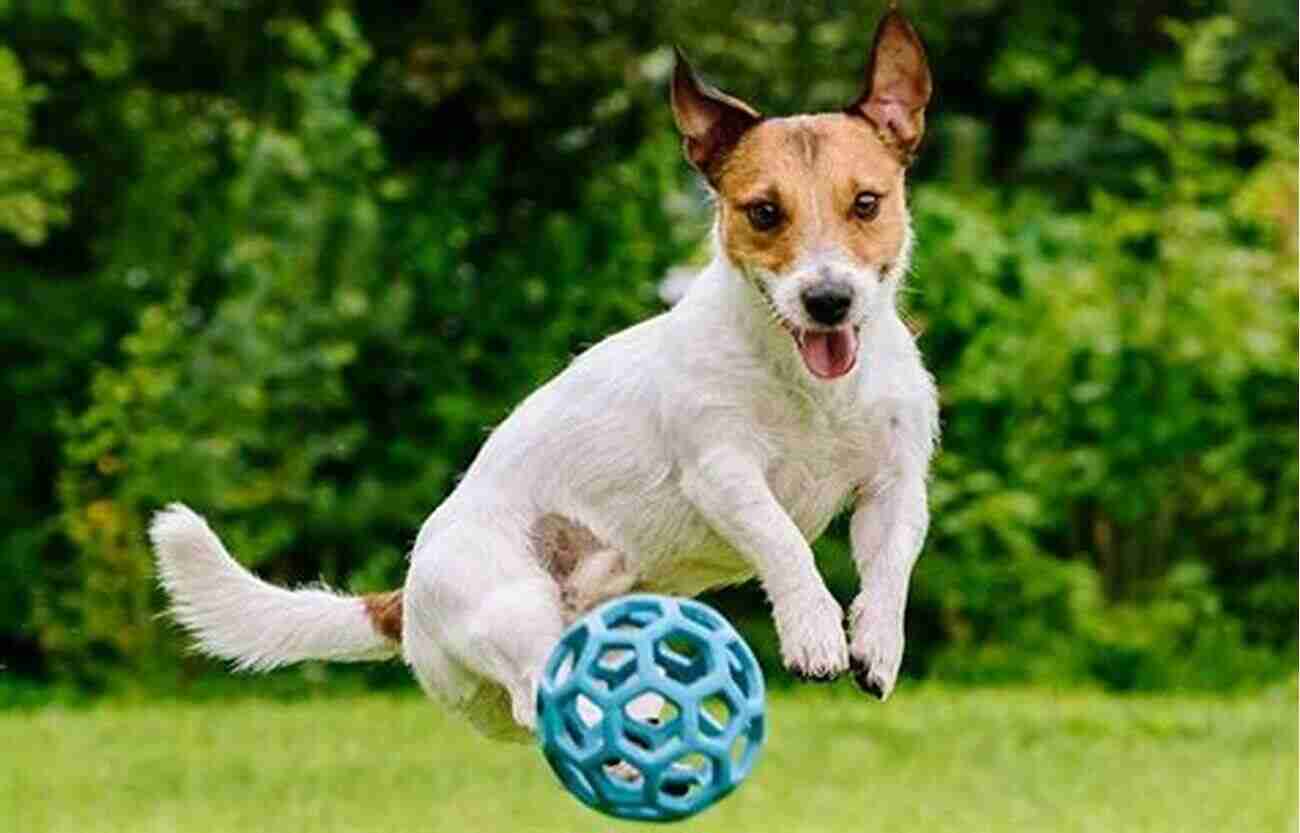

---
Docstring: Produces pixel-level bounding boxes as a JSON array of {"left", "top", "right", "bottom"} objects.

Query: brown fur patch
[
  {"left": 785, "top": 125, "right": 820, "bottom": 167},
  {"left": 717, "top": 113, "right": 909, "bottom": 276},
  {"left": 363, "top": 590, "right": 403, "bottom": 642},
  {"left": 531, "top": 513, "right": 604, "bottom": 579}
]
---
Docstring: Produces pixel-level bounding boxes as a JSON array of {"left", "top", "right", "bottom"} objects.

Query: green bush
[
  {"left": 49, "top": 11, "right": 695, "bottom": 685},
  {"left": 1, "top": 2, "right": 1294, "bottom": 693},
  {"left": 900, "top": 15, "right": 1297, "bottom": 690}
]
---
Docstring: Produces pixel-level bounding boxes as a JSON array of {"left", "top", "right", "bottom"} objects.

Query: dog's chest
[
  {"left": 763, "top": 408, "right": 867, "bottom": 539},
  {"left": 767, "top": 454, "right": 858, "bottom": 539},
  {"left": 628, "top": 405, "right": 868, "bottom": 597}
]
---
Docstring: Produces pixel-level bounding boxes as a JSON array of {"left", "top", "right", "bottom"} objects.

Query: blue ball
[{"left": 536, "top": 594, "right": 766, "bottom": 822}]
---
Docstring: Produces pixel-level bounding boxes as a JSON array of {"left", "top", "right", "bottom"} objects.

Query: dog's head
[{"left": 672, "top": 11, "right": 931, "bottom": 380}]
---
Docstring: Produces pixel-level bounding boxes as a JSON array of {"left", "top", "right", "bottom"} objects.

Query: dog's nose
[{"left": 801, "top": 282, "right": 853, "bottom": 326}]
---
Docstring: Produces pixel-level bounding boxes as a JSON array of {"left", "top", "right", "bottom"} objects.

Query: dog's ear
[
  {"left": 671, "top": 48, "right": 762, "bottom": 182},
  {"left": 848, "top": 10, "right": 932, "bottom": 164}
]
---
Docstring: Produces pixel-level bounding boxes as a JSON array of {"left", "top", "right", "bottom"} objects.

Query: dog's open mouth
[{"left": 790, "top": 325, "right": 859, "bottom": 379}]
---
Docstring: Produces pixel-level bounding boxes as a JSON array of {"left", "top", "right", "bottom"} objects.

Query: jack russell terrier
[{"left": 151, "top": 9, "right": 937, "bottom": 742}]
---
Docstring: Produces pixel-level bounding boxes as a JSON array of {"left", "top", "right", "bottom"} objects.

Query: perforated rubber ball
[{"left": 536, "top": 593, "right": 766, "bottom": 822}]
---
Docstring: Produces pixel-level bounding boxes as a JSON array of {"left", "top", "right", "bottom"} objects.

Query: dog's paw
[
  {"left": 848, "top": 594, "right": 904, "bottom": 700},
  {"left": 777, "top": 590, "right": 849, "bottom": 681}
]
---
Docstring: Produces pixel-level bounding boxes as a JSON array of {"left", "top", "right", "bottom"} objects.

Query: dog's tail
[{"left": 149, "top": 503, "right": 402, "bottom": 672}]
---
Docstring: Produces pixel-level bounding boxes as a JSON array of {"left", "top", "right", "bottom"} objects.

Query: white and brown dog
[{"left": 151, "top": 10, "right": 937, "bottom": 741}]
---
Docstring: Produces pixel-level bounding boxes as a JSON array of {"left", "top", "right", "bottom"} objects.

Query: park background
[{"left": 0, "top": 1, "right": 1296, "bottom": 830}]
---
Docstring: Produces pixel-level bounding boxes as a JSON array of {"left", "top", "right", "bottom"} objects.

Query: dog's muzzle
[{"left": 801, "top": 280, "right": 854, "bottom": 326}]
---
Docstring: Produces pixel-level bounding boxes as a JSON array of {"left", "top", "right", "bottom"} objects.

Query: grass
[{"left": 3, "top": 683, "right": 1295, "bottom": 833}]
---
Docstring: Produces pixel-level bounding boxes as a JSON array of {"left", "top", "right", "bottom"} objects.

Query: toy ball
[{"left": 536, "top": 593, "right": 766, "bottom": 822}]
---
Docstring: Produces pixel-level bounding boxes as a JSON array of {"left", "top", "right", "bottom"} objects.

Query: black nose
[{"left": 802, "top": 282, "right": 853, "bottom": 326}]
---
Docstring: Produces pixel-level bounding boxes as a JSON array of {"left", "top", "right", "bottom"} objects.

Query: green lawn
[{"left": 3, "top": 685, "right": 1295, "bottom": 833}]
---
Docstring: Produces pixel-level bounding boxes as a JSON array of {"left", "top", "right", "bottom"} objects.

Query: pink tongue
[{"left": 799, "top": 329, "right": 859, "bottom": 379}]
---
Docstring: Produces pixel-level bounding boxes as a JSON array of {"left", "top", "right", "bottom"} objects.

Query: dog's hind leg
[
  {"left": 403, "top": 518, "right": 565, "bottom": 737},
  {"left": 560, "top": 546, "right": 638, "bottom": 620}
]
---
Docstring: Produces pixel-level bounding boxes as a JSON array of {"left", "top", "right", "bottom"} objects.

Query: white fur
[
  {"left": 151, "top": 214, "right": 937, "bottom": 741},
  {"left": 150, "top": 504, "right": 397, "bottom": 671}
]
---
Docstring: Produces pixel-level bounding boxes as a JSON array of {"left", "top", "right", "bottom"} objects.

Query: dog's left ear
[{"left": 849, "top": 10, "right": 932, "bottom": 164}]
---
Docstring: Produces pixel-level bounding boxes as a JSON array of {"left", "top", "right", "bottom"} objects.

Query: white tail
[{"left": 149, "top": 503, "right": 399, "bottom": 672}]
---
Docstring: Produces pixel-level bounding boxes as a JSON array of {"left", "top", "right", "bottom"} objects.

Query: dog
[{"left": 150, "top": 9, "right": 936, "bottom": 742}]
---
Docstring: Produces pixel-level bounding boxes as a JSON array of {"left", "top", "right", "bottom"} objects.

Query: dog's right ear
[{"left": 671, "top": 48, "right": 762, "bottom": 183}]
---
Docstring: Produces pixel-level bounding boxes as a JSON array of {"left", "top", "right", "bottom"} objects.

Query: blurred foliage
[
  {"left": 0, "top": 46, "right": 76, "bottom": 244},
  {"left": 1, "top": 0, "right": 1294, "bottom": 694}
]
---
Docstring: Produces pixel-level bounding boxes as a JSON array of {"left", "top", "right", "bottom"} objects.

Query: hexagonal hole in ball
[
  {"left": 600, "top": 756, "right": 646, "bottom": 792},
  {"left": 699, "top": 690, "right": 736, "bottom": 738},
  {"left": 553, "top": 691, "right": 605, "bottom": 757},
  {"left": 591, "top": 645, "right": 638, "bottom": 692},
  {"left": 621, "top": 691, "right": 682, "bottom": 752},
  {"left": 660, "top": 752, "right": 712, "bottom": 800},
  {"left": 603, "top": 597, "right": 664, "bottom": 634},
  {"left": 653, "top": 630, "right": 712, "bottom": 686}
]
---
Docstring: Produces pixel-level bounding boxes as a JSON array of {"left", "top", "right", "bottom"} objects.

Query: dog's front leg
[
  {"left": 848, "top": 470, "right": 928, "bottom": 700},
  {"left": 680, "top": 447, "right": 848, "bottom": 680}
]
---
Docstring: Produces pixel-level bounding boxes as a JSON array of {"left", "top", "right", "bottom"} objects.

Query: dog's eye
[
  {"left": 852, "top": 191, "right": 881, "bottom": 221},
  {"left": 745, "top": 201, "right": 783, "bottom": 232}
]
